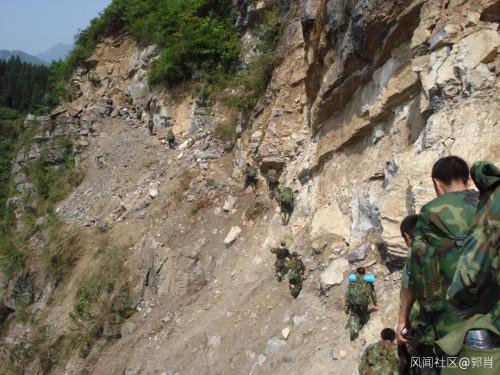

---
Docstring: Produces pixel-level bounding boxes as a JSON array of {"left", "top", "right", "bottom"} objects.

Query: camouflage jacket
[
  {"left": 447, "top": 162, "right": 500, "bottom": 330},
  {"left": 286, "top": 258, "right": 305, "bottom": 280},
  {"left": 286, "top": 258, "right": 305, "bottom": 273},
  {"left": 358, "top": 340, "right": 399, "bottom": 375},
  {"left": 406, "top": 189, "right": 479, "bottom": 342}
]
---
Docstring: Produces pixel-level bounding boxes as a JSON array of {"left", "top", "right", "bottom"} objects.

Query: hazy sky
[{"left": 0, "top": 0, "right": 112, "bottom": 55}]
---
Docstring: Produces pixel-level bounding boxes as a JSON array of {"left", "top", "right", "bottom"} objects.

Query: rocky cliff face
[
  {"left": 1, "top": 1, "right": 499, "bottom": 374},
  {"left": 242, "top": 0, "right": 499, "bottom": 262}
]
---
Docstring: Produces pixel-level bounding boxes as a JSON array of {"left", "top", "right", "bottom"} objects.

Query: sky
[{"left": 0, "top": 0, "right": 112, "bottom": 55}]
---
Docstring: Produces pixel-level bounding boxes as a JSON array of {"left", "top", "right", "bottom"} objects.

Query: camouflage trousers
[
  {"left": 274, "top": 259, "right": 288, "bottom": 281},
  {"left": 288, "top": 272, "right": 302, "bottom": 298},
  {"left": 244, "top": 176, "right": 257, "bottom": 190},
  {"left": 348, "top": 305, "right": 369, "bottom": 340},
  {"left": 268, "top": 183, "right": 278, "bottom": 199}
]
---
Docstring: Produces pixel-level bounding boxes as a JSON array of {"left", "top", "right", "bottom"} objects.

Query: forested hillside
[{"left": 0, "top": 58, "right": 63, "bottom": 113}]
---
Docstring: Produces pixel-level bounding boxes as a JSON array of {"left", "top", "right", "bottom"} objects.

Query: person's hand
[
  {"left": 372, "top": 304, "right": 379, "bottom": 311},
  {"left": 397, "top": 320, "right": 411, "bottom": 345}
]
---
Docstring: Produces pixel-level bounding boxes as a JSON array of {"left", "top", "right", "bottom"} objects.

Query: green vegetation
[
  {"left": 0, "top": 110, "right": 23, "bottom": 276},
  {"left": 62, "top": 0, "right": 285, "bottom": 117},
  {"left": 69, "top": 239, "right": 133, "bottom": 358},
  {"left": 218, "top": 5, "right": 283, "bottom": 111},
  {"left": 42, "top": 219, "right": 82, "bottom": 284},
  {"left": 214, "top": 117, "right": 238, "bottom": 145},
  {"left": 0, "top": 58, "right": 64, "bottom": 114},
  {"left": 0, "top": 114, "right": 83, "bottom": 277},
  {"left": 23, "top": 154, "right": 83, "bottom": 213},
  {"left": 345, "top": 0, "right": 358, "bottom": 15},
  {"left": 65, "top": 0, "right": 240, "bottom": 86}
]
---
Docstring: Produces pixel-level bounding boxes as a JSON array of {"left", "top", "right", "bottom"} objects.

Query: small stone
[
  {"left": 224, "top": 226, "right": 241, "bottom": 246},
  {"left": 149, "top": 189, "right": 158, "bottom": 199},
  {"left": 223, "top": 195, "right": 236, "bottom": 212},
  {"left": 282, "top": 327, "right": 291, "bottom": 339},
  {"left": 339, "top": 350, "right": 347, "bottom": 358}
]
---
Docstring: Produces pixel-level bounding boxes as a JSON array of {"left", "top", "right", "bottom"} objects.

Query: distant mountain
[
  {"left": 0, "top": 50, "right": 47, "bottom": 65},
  {"left": 36, "top": 43, "right": 73, "bottom": 62}
]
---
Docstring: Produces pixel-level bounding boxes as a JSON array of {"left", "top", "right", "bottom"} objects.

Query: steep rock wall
[{"left": 241, "top": 0, "right": 500, "bottom": 260}]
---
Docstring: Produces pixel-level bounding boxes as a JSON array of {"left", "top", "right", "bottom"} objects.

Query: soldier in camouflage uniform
[
  {"left": 345, "top": 266, "right": 378, "bottom": 341},
  {"left": 285, "top": 252, "right": 305, "bottom": 298},
  {"left": 266, "top": 169, "right": 279, "bottom": 199},
  {"left": 278, "top": 187, "right": 294, "bottom": 225},
  {"left": 167, "top": 127, "right": 175, "bottom": 149},
  {"left": 399, "top": 156, "right": 479, "bottom": 374},
  {"left": 244, "top": 164, "right": 258, "bottom": 192},
  {"left": 148, "top": 116, "right": 155, "bottom": 136},
  {"left": 359, "top": 328, "right": 400, "bottom": 375},
  {"left": 448, "top": 161, "right": 500, "bottom": 329},
  {"left": 270, "top": 241, "right": 291, "bottom": 282}
]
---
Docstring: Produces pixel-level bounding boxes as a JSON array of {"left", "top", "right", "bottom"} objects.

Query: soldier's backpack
[
  {"left": 246, "top": 165, "right": 257, "bottom": 178},
  {"left": 279, "top": 187, "right": 293, "bottom": 205},
  {"left": 167, "top": 128, "right": 175, "bottom": 142},
  {"left": 412, "top": 190, "right": 479, "bottom": 312},
  {"left": 347, "top": 277, "right": 373, "bottom": 307},
  {"left": 267, "top": 169, "right": 278, "bottom": 184}
]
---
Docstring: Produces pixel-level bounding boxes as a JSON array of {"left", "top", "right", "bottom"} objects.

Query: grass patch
[
  {"left": 214, "top": 111, "right": 238, "bottom": 145},
  {"left": 23, "top": 135, "right": 84, "bottom": 214},
  {"left": 208, "top": 3, "right": 284, "bottom": 112},
  {"left": 244, "top": 200, "right": 269, "bottom": 221},
  {"left": 69, "top": 239, "right": 133, "bottom": 358},
  {"left": 0, "top": 236, "right": 24, "bottom": 278},
  {"left": 190, "top": 195, "right": 212, "bottom": 215},
  {"left": 42, "top": 221, "right": 83, "bottom": 285}
]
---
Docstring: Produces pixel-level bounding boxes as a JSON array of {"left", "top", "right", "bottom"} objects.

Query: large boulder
[
  {"left": 310, "top": 204, "right": 350, "bottom": 241},
  {"left": 320, "top": 258, "right": 349, "bottom": 288}
]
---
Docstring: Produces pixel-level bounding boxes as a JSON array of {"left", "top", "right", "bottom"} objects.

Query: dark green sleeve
[{"left": 407, "top": 214, "right": 430, "bottom": 294}]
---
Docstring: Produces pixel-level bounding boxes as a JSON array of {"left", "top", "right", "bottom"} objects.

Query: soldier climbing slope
[
  {"left": 359, "top": 328, "right": 400, "bottom": 375},
  {"left": 345, "top": 266, "right": 378, "bottom": 341},
  {"left": 167, "top": 127, "right": 176, "bottom": 149},
  {"left": 270, "top": 241, "right": 291, "bottom": 282},
  {"left": 266, "top": 168, "right": 279, "bottom": 199},
  {"left": 148, "top": 116, "right": 155, "bottom": 136},
  {"left": 278, "top": 186, "right": 293, "bottom": 225},
  {"left": 244, "top": 164, "right": 258, "bottom": 192},
  {"left": 285, "top": 252, "right": 305, "bottom": 299}
]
